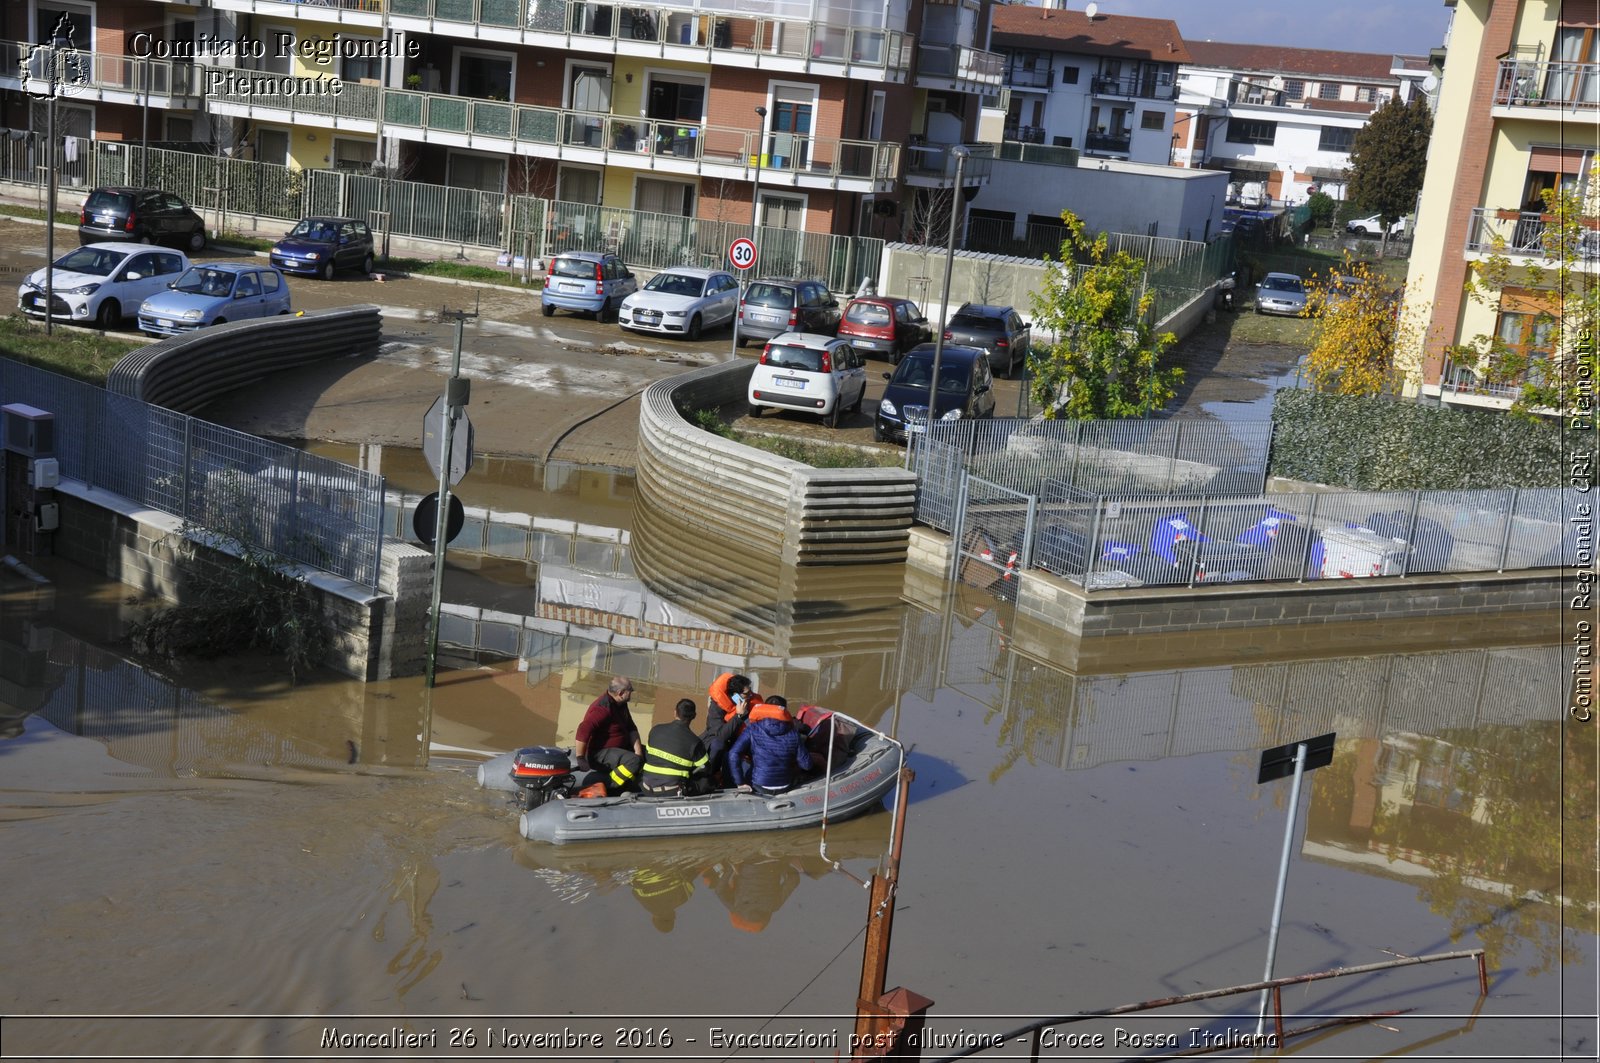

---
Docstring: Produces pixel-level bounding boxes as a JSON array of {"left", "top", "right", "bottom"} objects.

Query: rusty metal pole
[{"left": 854, "top": 765, "right": 915, "bottom": 1057}]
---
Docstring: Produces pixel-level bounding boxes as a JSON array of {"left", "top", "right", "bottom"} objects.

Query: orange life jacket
[
  {"left": 746, "top": 700, "right": 794, "bottom": 725},
  {"left": 708, "top": 672, "right": 741, "bottom": 721}
]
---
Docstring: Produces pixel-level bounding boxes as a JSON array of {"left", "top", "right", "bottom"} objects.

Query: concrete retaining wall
[{"left": 636, "top": 360, "right": 917, "bottom": 566}]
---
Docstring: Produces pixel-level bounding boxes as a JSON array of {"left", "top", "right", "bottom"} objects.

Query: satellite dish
[
  {"left": 1422, "top": 73, "right": 1439, "bottom": 93},
  {"left": 1269, "top": 75, "right": 1285, "bottom": 91},
  {"left": 1084, "top": 2, "right": 1099, "bottom": 18}
]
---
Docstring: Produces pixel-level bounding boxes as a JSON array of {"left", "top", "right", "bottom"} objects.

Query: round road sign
[{"left": 728, "top": 238, "right": 757, "bottom": 270}]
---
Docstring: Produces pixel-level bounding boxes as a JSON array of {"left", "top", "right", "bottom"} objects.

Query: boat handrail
[{"left": 817, "top": 710, "right": 905, "bottom": 881}]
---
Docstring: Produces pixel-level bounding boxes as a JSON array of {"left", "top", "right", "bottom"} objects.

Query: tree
[
  {"left": 1306, "top": 189, "right": 1336, "bottom": 229},
  {"left": 1301, "top": 256, "right": 1428, "bottom": 396},
  {"left": 1451, "top": 172, "right": 1600, "bottom": 420},
  {"left": 1027, "top": 211, "right": 1183, "bottom": 419},
  {"left": 1345, "top": 97, "right": 1432, "bottom": 255}
]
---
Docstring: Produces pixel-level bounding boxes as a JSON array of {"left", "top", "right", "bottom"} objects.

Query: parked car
[
  {"left": 17, "top": 243, "right": 188, "bottom": 329},
  {"left": 77, "top": 187, "right": 206, "bottom": 251},
  {"left": 1254, "top": 272, "right": 1307, "bottom": 316},
  {"left": 618, "top": 266, "right": 739, "bottom": 340},
  {"left": 270, "top": 217, "right": 375, "bottom": 280},
  {"left": 735, "top": 278, "right": 841, "bottom": 347},
  {"left": 874, "top": 343, "right": 996, "bottom": 444},
  {"left": 137, "top": 263, "right": 292, "bottom": 336},
  {"left": 837, "top": 296, "right": 931, "bottom": 364},
  {"left": 746, "top": 332, "right": 868, "bottom": 428},
  {"left": 1238, "top": 181, "right": 1267, "bottom": 208},
  {"left": 541, "top": 251, "right": 637, "bottom": 321},
  {"left": 942, "top": 304, "right": 1031, "bottom": 377},
  {"left": 1345, "top": 214, "right": 1406, "bottom": 237}
]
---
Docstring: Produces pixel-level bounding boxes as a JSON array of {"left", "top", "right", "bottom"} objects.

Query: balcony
[
  {"left": 904, "top": 143, "right": 994, "bottom": 187},
  {"left": 1004, "top": 65, "right": 1052, "bottom": 90},
  {"left": 204, "top": 76, "right": 381, "bottom": 132},
  {"left": 379, "top": 89, "right": 900, "bottom": 191},
  {"left": 1003, "top": 124, "right": 1046, "bottom": 144},
  {"left": 1090, "top": 71, "right": 1177, "bottom": 102},
  {"left": 378, "top": 0, "right": 912, "bottom": 81},
  {"left": 207, "top": 0, "right": 384, "bottom": 28},
  {"left": 1491, "top": 58, "right": 1599, "bottom": 115},
  {"left": 1465, "top": 206, "right": 1600, "bottom": 267},
  {"left": 915, "top": 42, "right": 1004, "bottom": 93},
  {"left": 1083, "top": 131, "right": 1131, "bottom": 155},
  {"left": 1, "top": 39, "right": 205, "bottom": 107}
]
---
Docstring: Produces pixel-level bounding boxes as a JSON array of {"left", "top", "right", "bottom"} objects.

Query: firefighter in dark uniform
[{"left": 640, "top": 699, "right": 710, "bottom": 795}]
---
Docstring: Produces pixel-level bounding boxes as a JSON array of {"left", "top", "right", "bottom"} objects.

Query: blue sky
[{"left": 1082, "top": 0, "right": 1449, "bottom": 57}]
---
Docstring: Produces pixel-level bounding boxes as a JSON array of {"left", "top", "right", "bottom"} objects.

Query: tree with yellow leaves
[{"left": 1301, "top": 257, "right": 1422, "bottom": 396}]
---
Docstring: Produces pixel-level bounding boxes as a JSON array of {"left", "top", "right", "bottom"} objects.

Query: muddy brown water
[{"left": 3, "top": 459, "right": 1590, "bottom": 1061}]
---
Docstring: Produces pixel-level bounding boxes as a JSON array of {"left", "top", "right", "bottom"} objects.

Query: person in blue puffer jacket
[{"left": 728, "top": 695, "right": 813, "bottom": 796}]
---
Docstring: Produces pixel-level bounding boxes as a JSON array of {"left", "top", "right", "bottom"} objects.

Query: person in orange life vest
[
  {"left": 703, "top": 673, "right": 754, "bottom": 785},
  {"left": 728, "top": 695, "right": 812, "bottom": 796},
  {"left": 574, "top": 676, "right": 643, "bottom": 794}
]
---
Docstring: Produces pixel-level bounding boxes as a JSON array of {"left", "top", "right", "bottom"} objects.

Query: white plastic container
[{"left": 1319, "top": 526, "right": 1409, "bottom": 579}]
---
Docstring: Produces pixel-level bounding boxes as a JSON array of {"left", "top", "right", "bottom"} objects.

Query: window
[
  {"left": 333, "top": 138, "right": 375, "bottom": 171},
  {"left": 261, "top": 271, "right": 281, "bottom": 293},
  {"left": 1318, "top": 126, "right": 1355, "bottom": 153},
  {"left": 1225, "top": 118, "right": 1277, "bottom": 145},
  {"left": 1060, "top": 66, "right": 1079, "bottom": 85},
  {"left": 257, "top": 129, "right": 289, "bottom": 166},
  {"left": 1283, "top": 79, "right": 1305, "bottom": 100},
  {"left": 235, "top": 273, "right": 261, "bottom": 297},
  {"left": 1140, "top": 110, "right": 1166, "bottom": 131},
  {"left": 342, "top": 47, "right": 380, "bottom": 83},
  {"left": 1318, "top": 82, "right": 1341, "bottom": 100},
  {"left": 1356, "top": 86, "right": 1374, "bottom": 103},
  {"left": 646, "top": 73, "right": 707, "bottom": 123},
  {"left": 1496, "top": 310, "right": 1555, "bottom": 383},
  {"left": 757, "top": 191, "right": 805, "bottom": 231}
]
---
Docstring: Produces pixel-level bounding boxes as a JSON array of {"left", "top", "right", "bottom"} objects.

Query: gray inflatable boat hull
[{"left": 479, "top": 732, "right": 903, "bottom": 844}]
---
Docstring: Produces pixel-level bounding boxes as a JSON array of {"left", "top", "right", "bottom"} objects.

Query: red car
[{"left": 836, "top": 296, "right": 932, "bottom": 364}]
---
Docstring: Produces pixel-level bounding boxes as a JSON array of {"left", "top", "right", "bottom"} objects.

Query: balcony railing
[
  {"left": 1003, "top": 124, "right": 1047, "bottom": 144},
  {"left": 905, "top": 143, "right": 994, "bottom": 182},
  {"left": 915, "top": 42, "right": 1004, "bottom": 89},
  {"left": 1004, "top": 65, "right": 1052, "bottom": 89},
  {"left": 1090, "top": 71, "right": 1177, "bottom": 101},
  {"left": 210, "top": 0, "right": 383, "bottom": 13},
  {"left": 1493, "top": 58, "right": 1599, "bottom": 110},
  {"left": 2, "top": 39, "right": 205, "bottom": 99},
  {"left": 1465, "top": 206, "right": 1600, "bottom": 260},
  {"left": 380, "top": 0, "right": 912, "bottom": 78},
  {"left": 1083, "top": 131, "right": 1132, "bottom": 154},
  {"left": 380, "top": 88, "right": 899, "bottom": 182},
  {"left": 206, "top": 77, "right": 382, "bottom": 122}
]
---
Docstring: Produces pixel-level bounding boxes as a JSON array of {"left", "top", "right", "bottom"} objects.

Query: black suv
[
  {"left": 942, "top": 303, "right": 1031, "bottom": 377},
  {"left": 78, "top": 187, "right": 206, "bottom": 251},
  {"left": 735, "top": 277, "right": 841, "bottom": 347}
]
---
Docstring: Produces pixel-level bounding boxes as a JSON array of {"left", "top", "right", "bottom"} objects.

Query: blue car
[
  {"left": 270, "top": 216, "right": 375, "bottom": 280},
  {"left": 138, "top": 263, "right": 292, "bottom": 336},
  {"left": 540, "top": 250, "right": 637, "bottom": 321}
]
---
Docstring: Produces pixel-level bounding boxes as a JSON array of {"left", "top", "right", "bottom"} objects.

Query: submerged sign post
[{"left": 1254, "top": 731, "right": 1335, "bottom": 1034}]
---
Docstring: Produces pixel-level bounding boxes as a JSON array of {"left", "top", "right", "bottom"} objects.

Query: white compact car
[
  {"left": 1345, "top": 214, "right": 1406, "bottom": 237},
  {"left": 747, "top": 332, "right": 868, "bottom": 428},
  {"left": 18, "top": 243, "right": 190, "bottom": 328},
  {"left": 619, "top": 266, "right": 740, "bottom": 340}
]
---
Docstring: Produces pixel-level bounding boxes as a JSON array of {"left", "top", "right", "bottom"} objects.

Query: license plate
[
  {"left": 98, "top": 215, "right": 115, "bottom": 225},
  {"left": 561, "top": 283, "right": 582, "bottom": 292},
  {"left": 772, "top": 376, "right": 805, "bottom": 390},
  {"left": 854, "top": 339, "right": 885, "bottom": 350},
  {"left": 637, "top": 312, "right": 660, "bottom": 323}
]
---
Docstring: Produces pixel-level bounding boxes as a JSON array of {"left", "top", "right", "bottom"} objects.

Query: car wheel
[
  {"left": 541, "top": 303, "right": 555, "bottom": 317},
  {"left": 873, "top": 426, "right": 887, "bottom": 443},
  {"left": 746, "top": 402, "right": 762, "bottom": 418},
  {"left": 686, "top": 313, "right": 702, "bottom": 342},
  {"left": 187, "top": 230, "right": 206, "bottom": 253},
  {"left": 94, "top": 299, "right": 120, "bottom": 329},
  {"left": 138, "top": 232, "right": 156, "bottom": 246},
  {"left": 320, "top": 260, "right": 336, "bottom": 282},
  {"left": 824, "top": 402, "right": 840, "bottom": 429},
  {"left": 361, "top": 253, "right": 373, "bottom": 274},
  {"left": 212, "top": 317, "right": 227, "bottom": 325},
  {"left": 734, "top": 330, "right": 747, "bottom": 349}
]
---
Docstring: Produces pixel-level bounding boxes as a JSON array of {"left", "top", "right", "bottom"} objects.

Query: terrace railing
[
  {"left": 1494, "top": 58, "right": 1600, "bottom": 109},
  {"left": 1465, "top": 205, "right": 1600, "bottom": 260}
]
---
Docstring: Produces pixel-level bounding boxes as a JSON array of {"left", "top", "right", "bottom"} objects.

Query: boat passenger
[
  {"left": 574, "top": 676, "right": 644, "bottom": 794},
  {"left": 728, "top": 695, "right": 812, "bottom": 796},
  {"left": 704, "top": 673, "right": 754, "bottom": 785},
  {"left": 640, "top": 699, "right": 711, "bottom": 795}
]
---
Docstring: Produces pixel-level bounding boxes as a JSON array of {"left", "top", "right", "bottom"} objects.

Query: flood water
[{"left": 1, "top": 459, "right": 1592, "bottom": 1061}]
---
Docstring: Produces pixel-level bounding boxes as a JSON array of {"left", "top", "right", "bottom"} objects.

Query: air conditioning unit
[{"left": 2, "top": 404, "right": 54, "bottom": 458}]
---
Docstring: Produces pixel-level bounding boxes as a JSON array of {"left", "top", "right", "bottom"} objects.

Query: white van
[{"left": 1239, "top": 182, "right": 1267, "bottom": 208}]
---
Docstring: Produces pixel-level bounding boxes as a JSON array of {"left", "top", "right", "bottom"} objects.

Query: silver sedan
[
  {"left": 618, "top": 267, "right": 740, "bottom": 341},
  {"left": 1254, "top": 272, "right": 1308, "bottom": 316}
]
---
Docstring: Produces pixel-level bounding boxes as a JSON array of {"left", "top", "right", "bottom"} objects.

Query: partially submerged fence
[{"left": 0, "top": 360, "right": 385, "bottom": 587}]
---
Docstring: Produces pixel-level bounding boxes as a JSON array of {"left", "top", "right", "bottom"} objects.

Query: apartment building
[
  {"left": 0, "top": 0, "right": 1005, "bottom": 242},
  {"left": 1171, "top": 42, "right": 1431, "bottom": 204},
  {"left": 989, "top": 2, "right": 1188, "bottom": 165},
  {"left": 1402, "top": 0, "right": 1598, "bottom": 410}
]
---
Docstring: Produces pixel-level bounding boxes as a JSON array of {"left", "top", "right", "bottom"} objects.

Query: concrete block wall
[
  {"left": 377, "top": 538, "right": 434, "bottom": 679},
  {"left": 637, "top": 360, "right": 918, "bottom": 566}
]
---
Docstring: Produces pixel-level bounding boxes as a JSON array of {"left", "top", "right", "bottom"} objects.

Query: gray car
[
  {"left": 734, "top": 277, "right": 841, "bottom": 346},
  {"left": 1254, "top": 272, "right": 1307, "bottom": 316}
]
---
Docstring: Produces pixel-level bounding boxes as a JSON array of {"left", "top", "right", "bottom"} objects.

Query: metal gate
[{"left": 947, "top": 474, "right": 1037, "bottom": 596}]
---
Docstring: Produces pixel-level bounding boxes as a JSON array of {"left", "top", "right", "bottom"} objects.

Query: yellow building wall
[{"left": 602, "top": 167, "right": 637, "bottom": 206}]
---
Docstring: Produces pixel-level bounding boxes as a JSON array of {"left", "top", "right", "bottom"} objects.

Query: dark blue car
[{"left": 270, "top": 217, "right": 374, "bottom": 280}]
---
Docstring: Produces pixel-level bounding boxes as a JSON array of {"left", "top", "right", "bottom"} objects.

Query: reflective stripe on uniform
[
  {"left": 609, "top": 761, "right": 636, "bottom": 786},
  {"left": 643, "top": 744, "right": 708, "bottom": 777}
]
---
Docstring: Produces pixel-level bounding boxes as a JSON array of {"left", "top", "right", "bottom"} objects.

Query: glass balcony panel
[
  {"left": 527, "top": 0, "right": 566, "bottom": 32},
  {"left": 472, "top": 100, "right": 514, "bottom": 137},
  {"left": 385, "top": 90, "right": 424, "bottom": 125},
  {"left": 479, "top": 0, "right": 521, "bottom": 27},
  {"left": 390, "top": 0, "right": 427, "bottom": 14},
  {"left": 437, "top": 0, "right": 476, "bottom": 23},
  {"left": 428, "top": 97, "right": 470, "bottom": 133},
  {"left": 517, "top": 106, "right": 560, "bottom": 143}
]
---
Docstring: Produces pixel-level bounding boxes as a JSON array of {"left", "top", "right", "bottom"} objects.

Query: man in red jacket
[{"left": 575, "top": 676, "right": 643, "bottom": 793}]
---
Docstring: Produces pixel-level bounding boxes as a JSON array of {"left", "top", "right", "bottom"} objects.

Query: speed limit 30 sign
[{"left": 728, "top": 237, "right": 757, "bottom": 270}]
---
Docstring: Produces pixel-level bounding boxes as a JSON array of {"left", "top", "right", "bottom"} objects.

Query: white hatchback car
[
  {"left": 747, "top": 332, "right": 868, "bottom": 428},
  {"left": 618, "top": 266, "right": 740, "bottom": 340},
  {"left": 17, "top": 243, "right": 190, "bottom": 329}
]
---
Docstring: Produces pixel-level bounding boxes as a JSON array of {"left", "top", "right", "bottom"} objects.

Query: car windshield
[
  {"left": 891, "top": 357, "right": 971, "bottom": 393},
  {"left": 845, "top": 302, "right": 891, "bottom": 326},
  {"left": 644, "top": 272, "right": 704, "bottom": 297},
  {"left": 551, "top": 257, "right": 598, "bottom": 279},
  {"left": 84, "top": 190, "right": 134, "bottom": 214},
  {"left": 173, "top": 268, "right": 235, "bottom": 297},
  {"left": 1262, "top": 276, "right": 1304, "bottom": 293},
  {"left": 53, "top": 247, "right": 125, "bottom": 276},
  {"left": 289, "top": 219, "right": 338, "bottom": 241},
  {"left": 764, "top": 343, "right": 825, "bottom": 372},
  {"left": 745, "top": 283, "right": 795, "bottom": 309},
  {"left": 948, "top": 312, "right": 1001, "bottom": 330}
]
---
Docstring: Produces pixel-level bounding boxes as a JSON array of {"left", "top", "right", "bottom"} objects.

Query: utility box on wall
[{"left": 2, "top": 404, "right": 55, "bottom": 458}]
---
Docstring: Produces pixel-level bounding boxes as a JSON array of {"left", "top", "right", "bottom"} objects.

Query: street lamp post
[
  {"left": 731, "top": 105, "right": 767, "bottom": 361},
  {"left": 916, "top": 146, "right": 969, "bottom": 466}
]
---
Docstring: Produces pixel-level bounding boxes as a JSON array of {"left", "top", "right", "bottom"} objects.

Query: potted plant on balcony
[{"left": 405, "top": 74, "right": 422, "bottom": 91}]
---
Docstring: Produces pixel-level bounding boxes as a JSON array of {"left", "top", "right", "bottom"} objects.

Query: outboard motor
[{"left": 509, "top": 746, "right": 576, "bottom": 811}]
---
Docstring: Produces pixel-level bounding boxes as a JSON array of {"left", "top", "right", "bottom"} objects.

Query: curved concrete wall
[
  {"left": 636, "top": 361, "right": 917, "bottom": 566},
  {"left": 107, "top": 306, "right": 382, "bottom": 413}
]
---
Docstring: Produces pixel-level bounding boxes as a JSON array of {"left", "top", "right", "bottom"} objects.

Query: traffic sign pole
[{"left": 425, "top": 307, "right": 476, "bottom": 688}]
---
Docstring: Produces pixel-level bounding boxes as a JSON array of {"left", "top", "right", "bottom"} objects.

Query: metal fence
[
  {"left": 0, "top": 129, "right": 884, "bottom": 292},
  {"left": 0, "top": 361, "right": 386, "bottom": 587}
]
